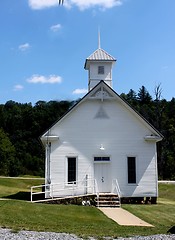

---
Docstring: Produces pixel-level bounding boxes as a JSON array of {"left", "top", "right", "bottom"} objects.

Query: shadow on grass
[
  {"left": 167, "top": 226, "right": 175, "bottom": 234},
  {"left": 3, "top": 192, "right": 45, "bottom": 201},
  {"left": 3, "top": 192, "right": 31, "bottom": 201}
]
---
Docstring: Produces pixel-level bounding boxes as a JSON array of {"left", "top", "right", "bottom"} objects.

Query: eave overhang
[
  {"left": 84, "top": 59, "right": 116, "bottom": 70},
  {"left": 41, "top": 135, "right": 59, "bottom": 142},
  {"left": 144, "top": 135, "right": 163, "bottom": 142}
]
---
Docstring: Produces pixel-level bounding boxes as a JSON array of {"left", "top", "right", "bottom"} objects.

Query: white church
[{"left": 37, "top": 43, "right": 163, "bottom": 205}]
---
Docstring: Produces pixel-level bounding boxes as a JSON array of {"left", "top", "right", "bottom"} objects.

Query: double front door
[{"left": 94, "top": 163, "right": 111, "bottom": 192}]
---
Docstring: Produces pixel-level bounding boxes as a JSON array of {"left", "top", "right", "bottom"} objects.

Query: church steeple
[
  {"left": 84, "top": 38, "right": 116, "bottom": 91},
  {"left": 98, "top": 28, "right": 101, "bottom": 49}
]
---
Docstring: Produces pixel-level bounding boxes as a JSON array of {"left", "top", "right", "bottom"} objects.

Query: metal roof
[
  {"left": 87, "top": 48, "right": 116, "bottom": 61},
  {"left": 84, "top": 48, "right": 116, "bottom": 69}
]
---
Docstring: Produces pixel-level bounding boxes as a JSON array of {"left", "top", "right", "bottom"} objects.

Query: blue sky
[{"left": 0, "top": 0, "right": 175, "bottom": 104}]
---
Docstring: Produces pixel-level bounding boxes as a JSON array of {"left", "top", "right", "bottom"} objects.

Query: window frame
[
  {"left": 66, "top": 157, "right": 77, "bottom": 184},
  {"left": 98, "top": 65, "right": 105, "bottom": 75},
  {"left": 127, "top": 156, "right": 137, "bottom": 184},
  {"left": 94, "top": 156, "right": 110, "bottom": 163}
]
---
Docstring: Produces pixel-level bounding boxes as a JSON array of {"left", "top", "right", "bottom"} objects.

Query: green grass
[
  {"left": 123, "top": 203, "right": 175, "bottom": 234},
  {"left": 0, "top": 178, "right": 174, "bottom": 239},
  {"left": 0, "top": 177, "right": 43, "bottom": 199},
  {"left": 158, "top": 183, "right": 175, "bottom": 201},
  {"left": 0, "top": 200, "right": 158, "bottom": 238}
]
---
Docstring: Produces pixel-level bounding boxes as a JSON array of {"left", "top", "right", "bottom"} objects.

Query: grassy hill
[{"left": 0, "top": 177, "right": 174, "bottom": 238}]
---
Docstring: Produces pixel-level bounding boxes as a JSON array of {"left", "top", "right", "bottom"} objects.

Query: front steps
[{"left": 96, "top": 193, "right": 120, "bottom": 207}]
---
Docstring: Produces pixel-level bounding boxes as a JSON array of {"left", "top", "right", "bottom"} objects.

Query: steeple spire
[{"left": 98, "top": 27, "right": 101, "bottom": 49}]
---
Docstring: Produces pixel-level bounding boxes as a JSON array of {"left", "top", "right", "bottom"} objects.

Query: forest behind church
[{"left": 0, "top": 85, "right": 175, "bottom": 180}]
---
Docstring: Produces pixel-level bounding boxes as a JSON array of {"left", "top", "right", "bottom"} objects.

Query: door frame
[{"left": 94, "top": 158, "right": 111, "bottom": 193}]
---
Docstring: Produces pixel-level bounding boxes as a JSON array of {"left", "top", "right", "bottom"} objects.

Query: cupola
[{"left": 84, "top": 43, "right": 116, "bottom": 91}]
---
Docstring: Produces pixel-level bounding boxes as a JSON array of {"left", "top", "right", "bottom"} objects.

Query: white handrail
[
  {"left": 31, "top": 178, "right": 98, "bottom": 202},
  {"left": 112, "top": 179, "right": 121, "bottom": 205},
  {"left": 94, "top": 179, "right": 99, "bottom": 206}
]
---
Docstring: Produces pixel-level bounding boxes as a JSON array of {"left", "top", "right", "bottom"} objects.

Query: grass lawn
[
  {"left": 0, "top": 177, "right": 44, "bottom": 200},
  {"left": 0, "top": 177, "right": 174, "bottom": 238}
]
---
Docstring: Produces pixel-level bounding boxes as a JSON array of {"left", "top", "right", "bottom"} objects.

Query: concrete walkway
[{"left": 98, "top": 207, "right": 154, "bottom": 227}]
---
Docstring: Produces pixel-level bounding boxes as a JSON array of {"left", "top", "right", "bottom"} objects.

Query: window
[
  {"left": 127, "top": 157, "right": 136, "bottom": 184},
  {"left": 98, "top": 66, "right": 104, "bottom": 74},
  {"left": 67, "top": 157, "right": 76, "bottom": 183},
  {"left": 94, "top": 156, "right": 110, "bottom": 162}
]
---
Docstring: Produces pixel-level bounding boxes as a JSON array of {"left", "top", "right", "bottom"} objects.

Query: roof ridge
[
  {"left": 98, "top": 48, "right": 116, "bottom": 60},
  {"left": 86, "top": 48, "right": 116, "bottom": 61}
]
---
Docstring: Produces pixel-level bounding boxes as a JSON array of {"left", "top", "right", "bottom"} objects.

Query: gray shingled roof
[{"left": 84, "top": 48, "right": 116, "bottom": 69}]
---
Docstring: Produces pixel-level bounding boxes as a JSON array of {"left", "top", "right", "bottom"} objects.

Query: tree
[
  {"left": 154, "top": 83, "right": 162, "bottom": 102},
  {"left": 0, "top": 128, "right": 18, "bottom": 176},
  {"left": 0, "top": 100, "right": 73, "bottom": 176},
  {"left": 137, "top": 86, "right": 152, "bottom": 104},
  {"left": 125, "top": 89, "right": 138, "bottom": 107},
  {"left": 159, "top": 98, "right": 175, "bottom": 179}
]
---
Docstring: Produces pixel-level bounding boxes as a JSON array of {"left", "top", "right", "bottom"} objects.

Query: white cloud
[
  {"left": 28, "top": 0, "right": 123, "bottom": 10},
  {"left": 27, "top": 74, "right": 62, "bottom": 84},
  {"left": 66, "top": 0, "right": 123, "bottom": 10},
  {"left": 13, "top": 85, "right": 24, "bottom": 91},
  {"left": 50, "top": 24, "right": 62, "bottom": 32},
  {"left": 18, "top": 43, "right": 31, "bottom": 51},
  {"left": 72, "top": 88, "right": 88, "bottom": 95},
  {"left": 28, "top": 0, "right": 58, "bottom": 10}
]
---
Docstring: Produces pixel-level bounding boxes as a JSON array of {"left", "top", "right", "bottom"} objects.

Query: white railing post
[
  {"left": 85, "top": 175, "right": 88, "bottom": 194},
  {"left": 51, "top": 184, "right": 53, "bottom": 199},
  {"left": 94, "top": 179, "right": 99, "bottom": 207},
  {"left": 73, "top": 182, "right": 75, "bottom": 196},
  {"left": 112, "top": 179, "right": 121, "bottom": 205}
]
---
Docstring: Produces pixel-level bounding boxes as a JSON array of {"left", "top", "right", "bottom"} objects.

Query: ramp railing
[{"left": 31, "top": 178, "right": 98, "bottom": 202}]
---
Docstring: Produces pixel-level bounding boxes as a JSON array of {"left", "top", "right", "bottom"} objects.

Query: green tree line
[
  {"left": 0, "top": 100, "right": 74, "bottom": 176},
  {"left": 0, "top": 86, "right": 174, "bottom": 179}
]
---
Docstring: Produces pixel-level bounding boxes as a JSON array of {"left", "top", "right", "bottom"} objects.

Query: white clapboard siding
[{"left": 44, "top": 93, "right": 159, "bottom": 198}]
